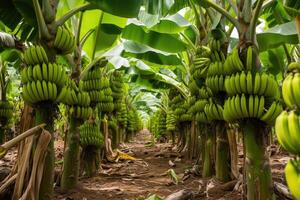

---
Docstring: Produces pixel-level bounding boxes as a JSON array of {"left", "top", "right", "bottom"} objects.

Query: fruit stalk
[
  {"left": 61, "top": 116, "right": 82, "bottom": 191},
  {"left": 215, "top": 121, "right": 231, "bottom": 182},
  {"left": 36, "top": 105, "right": 54, "bottom": 200},
  {"left": 242, "top": 122, "right": 273, "bottom": 200}
]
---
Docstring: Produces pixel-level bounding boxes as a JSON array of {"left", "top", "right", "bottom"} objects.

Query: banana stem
[
  {"left": 203, "top": 0, "right": 240, "bottom": 32},
  {"left": 32, "top": 0, "right": 52, "bottom": 40},
  {"left": 249, "top": 0, "right": 265, "bottom": 43},
  {"left": 36, "top": 106, "right": 55, "bottom": 200},
  {"left": 55, "top": 3, "right": 95, "bottom": 28},
  {"left": 215, "top": 121, "right": 231, "bottom": 182},
  {"left": 61, "top": 117, "right": 82, "bottom": 191},
  {"left": 242, "top": 122, "right": 274, "bottom": 200}
]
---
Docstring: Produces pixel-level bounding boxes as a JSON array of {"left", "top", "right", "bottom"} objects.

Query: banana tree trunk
[
  {"left": 215, "top": 121, "right": 231, "bottom": 182},
  {"left": 242, "top": 122, "right": 274, "bottom": 200},
  {"left": 36, "top": 106, "right": 54, "bottom": 200},
  {"left": 202, "top": 127, "right": 214, "bottom": 178},
  {"left": 81, "top": 146, "right": 100, "bottom": 177},
  {"left": 61, "top": 116, "right": 82, "bottom": 191},
  {"left": 228, "top": 128, "right": 238, "bottom": 178}
]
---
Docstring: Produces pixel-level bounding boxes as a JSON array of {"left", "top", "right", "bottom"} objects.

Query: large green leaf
[
  {"left": 0, "top": 0, "right": 22, "bottom": 30},
  {"left": 121, "top": 22, "right": 187, "bottom": 53},
  {"left": 81, "top": 11, "right": 127, "bottom": 58},
  {"left": 257, "top": 22, "right": 299, "bottom": 52},
  {"left": 122, "top": 41, "right": 182, "bottom": 65},
  {"left": 85, "top": 0, "right": 142, "bottom": 18}
]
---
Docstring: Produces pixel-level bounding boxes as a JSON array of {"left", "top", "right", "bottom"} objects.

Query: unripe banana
[
  {"left": 246, "top": 72, "right": 253, "bottom": 94},
  {"left": 246, "top": 46, "right": 253, "bottom": 71},
  {"left": 292, "top": 73, "right": 300, "bottom": 108},
  {"left": 282, "top": 74, "right": 295, "bottom": 108},
  {"left": 285, "top": 159, "right": 300, "bottom": 200},
  {"left": 287, "top": 111, "right": 300, "bottom": 152},
  {"left": 258, "top": 73, "right": 268, "bottom": 95},
  {"left": 247, "top": 95, "right": 254, "bottom": 117}
]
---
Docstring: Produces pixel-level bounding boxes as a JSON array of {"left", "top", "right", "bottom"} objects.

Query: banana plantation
[{"left": 1, "top": 0, "right": 300, "bottom": 199}]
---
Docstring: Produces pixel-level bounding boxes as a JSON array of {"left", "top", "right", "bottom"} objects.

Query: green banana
[
  {"left": 275, "top": 111, "right": 299, "bottom": 154},
  {"left": 258, "top": 73, "right": 268, "bottom": 95},
  {"left": 246, "top": 46, "right": 253, "bottom": 71},
  {"left": 246, "top": 72, "right": 253, "bottom": 94},
  {"left": 240, "top": 71, "right": 247, "bottom": 93},
  {"left": 248, "top": 95, "right": 254, "bottom": 118},
  {"left": 241, "top": 94, "right": 249, "bottom": 118},
  {"left": 36, "top": 80, "right": 45, "bottom": 100},
  {"left": 42, "top": 63, "right": 48, "bottom": 81},
  {"left": 253, "top": 73, "right": 261, "bottom": 94},
  {"left": 31, "top": 81, "right": 40, "bottom": 101},
  {"left": 292, "top": 73, "right": 300, "bottom": 108},
  {"left": 282, "top": 74, "right": 295, "bottom": 108},
  {"left": 48, "top": 82, "right": 54, "bottom": 100},
  {"left": 285, "top": 159, "right": 300, "bottom": 200},
  {"left": 235, "top": 73, "right": 241, "bottom": 93},
  {"left": 253, "top": 95, "right": 259, "bottom": 118},
  {"left": 287, "top": 111, "right": 300, "bottom": 152},
  {"left": 42, "top": 80, "right": 49, "bottom": 100}
]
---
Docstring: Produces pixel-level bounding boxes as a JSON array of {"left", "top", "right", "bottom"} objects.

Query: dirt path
[{"left": 54, "top": 129, "right": 206, "bottom": 200}]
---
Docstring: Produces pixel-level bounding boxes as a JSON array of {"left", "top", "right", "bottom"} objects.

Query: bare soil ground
[
  {"left": 0, "top": 130, "right": 290, "bottom": 200},
  {"left": 53, "top": 130, "right": 242, "bottom": 200}
]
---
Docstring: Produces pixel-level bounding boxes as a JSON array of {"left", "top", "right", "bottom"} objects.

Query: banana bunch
[
  {"left": 97, "top": 102, "right": 114, "bottom": 113},
  {"left": 207, "top": 61, "right": 226, "bottom": 77},
  {"left": 192, "top": 57, "right": 210, "bottom": 79},
  {"left": 21, "top": 63, "right": 67, "bottom": 87},
  {"left": 287, "top": 62, "right": 300, "bottom": 73},
  {"left": 224, "top": 94, "right": 282, "bottom": 124},
  {"left": 224, "top": 48, "right": 250, "bottom": 75},
  {"left": 283, "top": 0, "right": 300, "bottom": 17},
  {"left": 82, "top": 67, "right": 102, "bottom": 81},
  {"left": 109, "top": 117, "right": 118, "bottom": 131},
  {"left": 82, "top": 79, "right": 102, "bottom": 91},
  {"left": 117, "top": 100, "right": 128, "bottom": 127},
  {"left": 282, "top": 72, "right": 300, "bottom": 108},
  {"left": 275, "top": 111, "right": 300, "bottom": 154},
  {"left": 70, "top": 106, "right": 93, "bottom": 119},
  {"left": 208, "top": 38, "right": 221, "bottom": 52},
  {"left": 188, "top": 100, "right": 208, "bottom": 114},
  {"left": 188, "top": 80, "right": 200, "bottom": 96},
  {"left": 166, "top": 110, "right": 176, "bottom": 131},
  {"left": 23, "top": 45, "right": 48, "bottom": 65},
  {"left": 80, "top": 121, "right": 103, "bottom": 148},
  {"left": 100, "top": 77, "right": 110, "bottom": 89},
  {"left": 204, "top": 102, "right": 224, "bottom": 121},
  {"left": 157, "top": 112, "right": 167, "bottom": 136},
  {"left": 94, "top": 76, "right": 114, "bottom": 113},
  {"left": 191, "top": 46, "right": 212, "bottom": 80},
  {"left": 205, "top": 75, "right": 225, "bottom": 93},
  {"left": 127, "top": 109, "right": 138, "bottom": 132},
  {"left": 195, "top": 112, "right": 209, "bottom": 123},
  {"left": 179, "top": 113, "right": 193, "bottom": 122},
  {"left": 60, "top": 87, "right": 91, "bottom": 106},
  {"left": 199, "top": 87, "right": 213, "bottom": 99},
  {"left": 284, "top": 159, "right": 300, "bottom": 200},
  {"left": 53, "top": 26, "right": 75, "bottom": 54},
  {"left": 111, "top": 70, "right": 124, "bottom": 99},
  {"left": 0, "top": 101, "right": 13, "bottom": 119},
  {"left": 22, "top": 80, "right": 59, "bottom": 104},
  {"left": 225, "top": 72, "right": 279, "bottom": 97}
]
